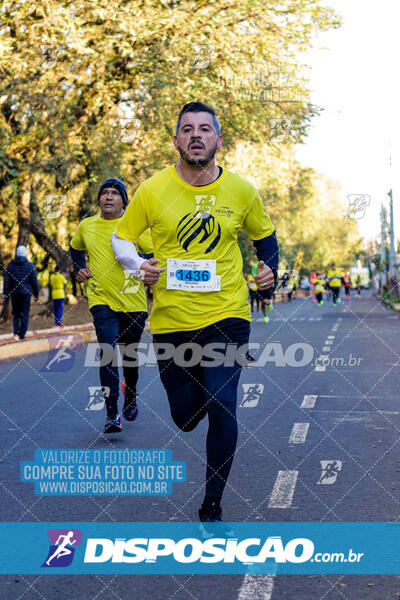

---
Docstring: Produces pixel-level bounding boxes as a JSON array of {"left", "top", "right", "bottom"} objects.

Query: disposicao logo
[
  {"left": 83, "top": 536, "right": 314, "bottom": 564},
  {"left": 42, "top": 529, "right": 82, "bottom": 567}
]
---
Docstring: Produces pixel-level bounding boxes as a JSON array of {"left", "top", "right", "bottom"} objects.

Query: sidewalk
[
  {"left": 0, "top": 323, "right": 97, "bottom": 361},
  {"left": 0, "top": 319, "right": 153, "bottom": 361}
]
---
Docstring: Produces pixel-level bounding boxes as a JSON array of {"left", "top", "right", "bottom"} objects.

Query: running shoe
[
  {"left": 263, "top": 314, "right": 269, "bottom": 323},
  {"left": 267, "top": 303, "right": 273, "bottom": 312},
  {"left": 337, "top": 298, "right": 341, "bottom": 303},
  {"left": 318, "top": 300, "right": 324, "bottom": 306},
  {"left": 199, "top": 502, "right": 234, "bottom": 539},
  {"left": 104, "top": 414, "right": 122, "bottom": 434},
  {"left": 13, "top": 334, "right": 20, "bottom": 341},
  {"left": 245, "top": 351, "right": 256, "bottom": 363},
  {"left": 122, "top": 380, "right": 138, "bottom": 422}
]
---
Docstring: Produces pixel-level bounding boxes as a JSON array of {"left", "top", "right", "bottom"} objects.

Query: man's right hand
[
  {"left": 139, "top": 258, "right": 165, "bottom": 285},
  {"left": 76, "top": 268, "right": 92, "bottom": 283}
]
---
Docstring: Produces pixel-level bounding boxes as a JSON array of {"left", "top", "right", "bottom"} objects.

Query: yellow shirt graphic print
[
  {"left": 177, "top": 194, "right": 221, "bottom": 256},
  {"left": 115, "top": 165, "right": 275, "bottom": 333}
]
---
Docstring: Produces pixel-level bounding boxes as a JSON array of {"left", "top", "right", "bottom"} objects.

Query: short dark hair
[
  {"left": 176, "top": 102, "right": 220, "bottom": 135},
  {"left": 55, "top": 265, "right": 60, "bottom": 272}
]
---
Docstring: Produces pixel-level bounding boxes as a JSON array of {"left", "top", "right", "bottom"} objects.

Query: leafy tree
[
  {"left": 0, "top": 0, "right": 340, "bottom": 271},
  {"left": 225, "top": 142, "right": 360, "bottom": 272}
]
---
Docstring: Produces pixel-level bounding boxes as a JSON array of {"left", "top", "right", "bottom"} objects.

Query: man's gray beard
[{"left": 177, "top": 143, "right": 217, "bottom": 168}]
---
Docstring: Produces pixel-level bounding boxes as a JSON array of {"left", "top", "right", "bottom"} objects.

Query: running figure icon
[
  {"left": 41, "top": 334, "right": 82, "bottom": 373},
  {"left": 45, "top": 531, "right": 77, "bottom": 566}
]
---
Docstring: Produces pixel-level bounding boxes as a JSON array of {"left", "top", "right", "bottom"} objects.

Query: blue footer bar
[{"left": 1, "top": 522, "right": 399, "bottom": 574}]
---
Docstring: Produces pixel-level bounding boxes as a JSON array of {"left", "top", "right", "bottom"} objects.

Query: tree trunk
[
  {"left": 0, "top": 239, "right": 4, "bottom": 275},
  {"left": 17, "top": 178, "right": 31, "bottom": 247},
  {"left": 29, "top": 186, "right": 72, "bottom": 273}
]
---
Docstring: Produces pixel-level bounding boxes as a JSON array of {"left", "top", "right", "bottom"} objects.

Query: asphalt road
[{"left": 1, "top": 289, "right": 400, "bottom": 599}]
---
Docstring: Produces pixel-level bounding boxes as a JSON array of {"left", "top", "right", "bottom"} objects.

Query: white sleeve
[{"left": 111, "top": 232, "right": 146, "bottom": 276}]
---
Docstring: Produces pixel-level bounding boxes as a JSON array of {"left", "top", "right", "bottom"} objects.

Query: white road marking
[
  {"left": 301, "top": 395, "right": 318, "bottom": 408},
  {"left": 312, "top": 410, "right": 400, "bottom": 415},
  {"left": 238, "top": 574, "right": 275, "bottom": 600},
  {"left": 268, "top": 470, "right": 298, "bottom": 508},
  {"left": 254, "top": 316, "right": 325, "bottom": 323},
  {"left": 289, "top": 422, "right": 310, "bottom": 444},
  {"left": 315, "top": 365, "right": 326, "bottom": 371},
  {"left": 322, "top": 346, "right": 331, "bottom": 352},
  {"left": 325, "top": 340, "right": 333, "bottom": 345},
  {"left": 327, "top": 335, "right": 335, "bottom": 339},
  {"left": 318, "top": 394, "right": 394, "bottom": 399}
]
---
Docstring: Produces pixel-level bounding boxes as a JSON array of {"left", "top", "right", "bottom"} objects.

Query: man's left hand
[{"left": 254, "top": 261, "right": 274, "bottom": 290}]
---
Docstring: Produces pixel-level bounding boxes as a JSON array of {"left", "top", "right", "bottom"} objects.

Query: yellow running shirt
[
  {"left": 247, "top": 275, "right": 258, "bottom": 291},
  {"left": 115, "top": 165, "right": 275, "bottom": 333},
  {"left": 314, "top": 278, "right": 325, "bottom": 293},
  {"left": 70, "top": 213, "right": 152, "bottom": 312},
  {"left": 327, "top": 269, "right": 342, "bottom": 287},
  {"left": 49, "top": 273, "right": 67, "bottom": 300}
]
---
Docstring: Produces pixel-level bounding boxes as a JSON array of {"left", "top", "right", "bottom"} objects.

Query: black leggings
[
  {"left": 153, "top": 318, "right": 250, "bottom": 498},
  {"left": 249, "top": 289, "right": 260, "bottom": 311},
  {"left": 90, "top": 305, "right": 147, "bottom": 413},
  {"left": 331, "top": 287, "right": 340, "bottom": 304}
]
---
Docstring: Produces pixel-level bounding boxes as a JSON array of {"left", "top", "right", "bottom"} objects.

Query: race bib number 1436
[{"left": 167, "top": 259, "right": 219, "bottom": 292}]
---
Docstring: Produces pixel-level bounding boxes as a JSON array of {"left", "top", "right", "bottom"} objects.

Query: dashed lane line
[
  {"left": 238, "top": 574, "right": 275, "bottom": 600},
  {"left": 288, "top": 423, "right": 310, "bottom": 444},
  {"left": 301, "top": 395, "right": 318, "bottom": 408},
  {"left": 268, "top": 470, "right": 298, "bottom": 509}
]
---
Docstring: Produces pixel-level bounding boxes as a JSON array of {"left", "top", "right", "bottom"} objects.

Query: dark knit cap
[{"left": 98, "top": 178, "right": 128, "bottom": 208}]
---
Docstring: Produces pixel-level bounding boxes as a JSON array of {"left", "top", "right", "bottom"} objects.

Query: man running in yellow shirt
[
  {"left": 314, "top": 274, "right": 326, "bottom": 305},
  {"left": 327, "top": 263, "right": 342, "bottom": 306},
  {"left": 70, "top": 178, "right": 156, "bottom": 434},
  {"left": 247, "top": 273, "right": 259, "bottom": 312},
  {"left": 49, "top": 266, "right": 67, "bottom": 327},
  {"left": 111, "top": 102, "right": 278, "bottom": 529}
]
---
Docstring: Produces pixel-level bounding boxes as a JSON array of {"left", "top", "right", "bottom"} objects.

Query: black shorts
[{"left": 261, "top": 288, "right": 274, "bottom": 300}]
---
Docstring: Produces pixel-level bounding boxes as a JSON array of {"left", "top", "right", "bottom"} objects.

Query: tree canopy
[{"left": 0, "top": 0, "right": 350, "bottom": 275}]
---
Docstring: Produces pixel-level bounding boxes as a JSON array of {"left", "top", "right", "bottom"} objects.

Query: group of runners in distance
[
  {"left": 246, "top": 263, "right": 362, "bottom": 318},
  {"left": 310, "top": 265, "right": 362, "bottom": 306}
]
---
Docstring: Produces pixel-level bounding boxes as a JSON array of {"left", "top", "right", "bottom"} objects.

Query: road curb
[{"left": 0, "top": 328, "right": 97, "bottom": 361}]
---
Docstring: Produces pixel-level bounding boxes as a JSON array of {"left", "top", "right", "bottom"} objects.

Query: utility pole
[
  {"left": 380, "top": 204, "right": 387, "bottom": 287},
  {"left": 388, "top": 189, "right": 396, "bottom": 278}
]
